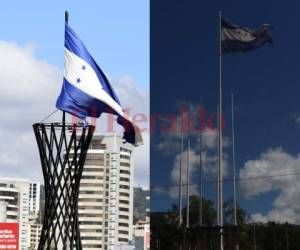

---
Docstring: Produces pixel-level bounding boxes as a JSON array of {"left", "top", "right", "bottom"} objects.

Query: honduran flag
[
  {"left": 56, "top": 24, "right": 143, "bottom": 146},
  {"left": 222, "top": 18, "right": 272, "bottom": 53}
]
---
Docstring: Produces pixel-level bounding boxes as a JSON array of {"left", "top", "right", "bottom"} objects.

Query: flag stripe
[
  {"left": 56, "top": 79, "right": 141, "bottom": 145},
  {"left": 57, "top": 78, "right": 117, "bottom": 119},
  {"left": 64, "top": 48, "right": 124, "bottom": 116},
  {"left": 222, "top": 27, "right": 256, "bottom": 42},
  {"left": 64, "top": 24, "right": 120, "bottom": 104},
  {"left": 222, "top": 38, "right": 270, "bottom": 53}
]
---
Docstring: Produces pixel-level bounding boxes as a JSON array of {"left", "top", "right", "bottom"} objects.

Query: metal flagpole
[
  {"left": 186, "top": 132, "right": 190, "bottom": 229},
  {"left": 216, "top": 105, "right": 220, "bottom": 228},
  {"left": 253, "top": 224, "right": 257, "bottom": 250},
  {"left": 231, "top": 93, "right": 239, "bottom": 250},
  {"left": 179, "top": 125, "right": 184, "bottom": 228},
  {"left": 186, "top": 131, "right": 190, "bottom": 250},
  {"left": 218, "top": 10, "right": 224, "bottom": 250},
  {"left": 63, "top": 11, "right": 68, "bottom": 125},
  {"left": 199, "top": 128, "right": 203, "bottom": 226}
]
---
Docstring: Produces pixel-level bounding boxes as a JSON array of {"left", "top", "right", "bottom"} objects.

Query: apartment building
[
  {"left": 78, "top": 133, "right": 134, "bottom": 250},
  {"left": 0, "top": 177, "right": 30, "bottom": 250}
]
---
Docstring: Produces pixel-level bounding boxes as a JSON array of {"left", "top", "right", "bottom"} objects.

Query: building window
[
  {"left": 120, "top": 177, "right": 130, "bottom": 182},
  {"left": 120, "top": 170, "right": 130, "bottom": 175},
  {"left": 118, "top": 238, "right": 128, "bottom": 242},
  {"left": 120, "top": 155, "right": 130, "bottom": 160},
  {"left": 119, "top": 215, "right": 129, "bottom": 219},
  {"left": 119, "top": 185, "right": 130, "bottom": 190},
  {"left": 119, "top": 207, "right": 129, "bottom": 212},
  {"left": 119, "top": 223, "right": 129, "bottom": 227}
]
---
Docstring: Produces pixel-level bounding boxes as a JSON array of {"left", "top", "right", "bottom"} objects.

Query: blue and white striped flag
[
  {"left": 56, "top": 24, "right": 142, "bottom": 146},
  {"left": 222, "top": 18, "right": 272, "bottom": 53}
]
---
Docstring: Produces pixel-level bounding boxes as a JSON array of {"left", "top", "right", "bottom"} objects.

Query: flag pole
[
  {"left": 231, "top": 93, "right": 239, "bottom": 250},
  {"left": 199, "top": 119, "right": 203, "bottom": 226},
  {"left": 63, "top": 10, "right": 69, "bottom": 125},
  {"left": 186, "top": 130, "right": 190, "bottom": 229},
  {"left": 179, "top": 125, "right": 184, "bottom": 228},
  {"left": 65, "top": 10, "right": 69, "bottom": 23},
  {"left": 216, "top": 105, "right": 220, "bottom": 227},
  {"left": 185, "top": 123, "right": 190, "bottom": 250},
  {"left": 218, "top": 10, "right": 224, "bottom": 250}
]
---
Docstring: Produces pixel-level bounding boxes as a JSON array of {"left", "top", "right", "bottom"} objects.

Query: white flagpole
[
  {"left": 218, "top": 10, "right": 224, "bottom": 250},
  {"left": 231, "top": 93, "right": 239, "bottom": 250},
  {"left": 179, "top": 125, "right": 184, "bottom": 227},
  {"left": 186, "top": 132, "right": 190, "bottom": 229},
  {"left": 199, "top": 129, "right": 203, "bottom": 226},
  {"left": 216, "top": 105, "right": 220, "bottom": 227}
]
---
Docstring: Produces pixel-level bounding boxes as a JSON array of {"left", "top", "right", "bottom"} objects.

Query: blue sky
[
  {"left": 151, "top": 0, "right": 300, "bottom": 224},
  {"left": 0, "top": 1, "right": 149, "bottom": 88}
]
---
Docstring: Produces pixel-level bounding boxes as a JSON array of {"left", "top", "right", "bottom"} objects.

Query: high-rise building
[
  {"left": 78, "top": 133, "right": 134, "bottom": 250},
  {"left": 133, "top": 220, "right": 150, "bottom": 250},
  {"left": 29, "top": 182, "right": 40, "bottom": 217},
  {"left": 27, "top": 215, "right": 42, "bottom": 250},
  {"left": 27, "top": 182, "right": 42, "bottom": 249},
  {"left": 0, "top": 177, "right": 30, "bottom": 250}
]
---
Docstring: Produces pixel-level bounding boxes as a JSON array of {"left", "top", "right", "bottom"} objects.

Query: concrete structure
[
  {"left": 0, "top": 201, "right": 8, "bottom": 221},
  {"left": 27, "top": 182, "right": 42, "bottom": 249},
  {"left": 78, "top": 133, "right": 134, "bottom": 250},
  {"left": 113, "top": 245, "right": 135, "bottom": 250},
  {"left": 27, "top": 215, "right": 42, "bottom": 250},
  {"left": 29, "top": 182, "right": 40, "bottom": 217},
  {"left": 0, "top": 177, "right": 30, "bottom": 250},
  {"left": 133, "top": 220, "right": 150, "bottom": 250}
]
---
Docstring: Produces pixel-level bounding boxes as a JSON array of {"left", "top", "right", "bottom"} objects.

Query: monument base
[{"left": 33, "top": 122, "right": 94, "bottom": 249}]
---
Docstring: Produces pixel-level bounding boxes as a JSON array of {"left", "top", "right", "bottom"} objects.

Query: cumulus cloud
[
  {"left": 0, "top": 41, "right": 149, "bottom": 188},
  {"left": 170, "top": 149, "right": 199, "bottom": 198},
  {"left": 252, "top": 208, "right": 298, "bottom": 224},
  {"left": 167, "top": 127, "right": 230, "bottom": 199},
  {"left": 0, "top": 41, "right": 62, "bottom": 181},
  {"left": 240, "top": 147, "right": 300, "bottom": 224},
  {"left": 154, "top": 102, "right": 231, "bottom": 199}
]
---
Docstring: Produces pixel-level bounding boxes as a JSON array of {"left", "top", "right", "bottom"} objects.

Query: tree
[{"left": 223, "top": 197, "right": 247, "bottom": 225}]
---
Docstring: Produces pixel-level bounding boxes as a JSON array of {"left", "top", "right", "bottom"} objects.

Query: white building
[
  {"left": 27, "top": 215, "right": 42, "bottom": 250},
  {"left": 78, "top": 133, "right": 134, "bottom": 250},
  {"left": 133, "top": 220, "right": 150, "bottom": 250},
  {"left": 29, "top": 182, "right": 40, "bottom": 217},
  {"left": 0, "top": 177, "right": 30, "bottom": 250}
]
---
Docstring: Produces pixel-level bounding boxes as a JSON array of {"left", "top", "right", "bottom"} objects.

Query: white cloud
[
  {"left": 0, "top": 41, "right": 149, "bottom": 188},
  {"left": 0, "top": 41, "right": 62, "bottom": 181},
  {"left": 240, "top": 147, "right": 300, "bottom": 224},
  {"left": 154, "top": 103, "right": 231, "bottom": 199},
  {"left": 168, "top": 128, "right": 230, "bottom": 199},
  {"left": 252, "top": 208, "right": 298, "bottom": 224}
]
